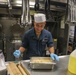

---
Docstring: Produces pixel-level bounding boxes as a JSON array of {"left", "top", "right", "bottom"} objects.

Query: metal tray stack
[{"left": 30, "top": 57, "right": 56, "bottom": 70}]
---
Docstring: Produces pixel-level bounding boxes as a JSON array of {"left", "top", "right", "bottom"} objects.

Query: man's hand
[
  {"left": 13, "top": 50, "right": 21, "bottom": 58},
  {"left": 50, "top": 53, "right": 59, "bottom": 61}
]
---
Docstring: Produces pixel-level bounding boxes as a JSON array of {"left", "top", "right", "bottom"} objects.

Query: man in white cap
[{"left": 13, "top": 13, "right": 59, "bottom": 61}]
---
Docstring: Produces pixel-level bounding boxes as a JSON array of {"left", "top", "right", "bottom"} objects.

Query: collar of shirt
[{"left": 30, "top": 27, "right": 47, "bottom": 40}]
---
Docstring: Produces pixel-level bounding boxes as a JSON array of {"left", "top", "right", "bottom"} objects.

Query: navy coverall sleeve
[
  {"left": 47, "top": 32, "right": 54, "bottom": 47},
  {"left": 21, "top": 33, "right": 28, "bottom": 49}
]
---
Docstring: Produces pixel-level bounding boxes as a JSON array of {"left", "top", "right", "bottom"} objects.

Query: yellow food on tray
[{"left": 31, "top": 57, "right": 53, "bottom": 63}]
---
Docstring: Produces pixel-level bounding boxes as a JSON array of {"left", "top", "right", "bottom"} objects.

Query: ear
[
  {"left": 34, "top": 22, "right": 36, "bottom": 27},
  {"left": 34, "top": 22, "right": 36, "bottom": 25},
  {"left": 44, "top": 22, "right": 46, "bottom": 27},
  {"left": 44, "top": 22, "right": 46, "bottom": 25}
]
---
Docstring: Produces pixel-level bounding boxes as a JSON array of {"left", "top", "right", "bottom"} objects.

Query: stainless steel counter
[
  {"left": 21, "top": 55, "right": 75, "bottom": 75},
  {"left": 0, "top": 55, "right": 75, "bottom": 75}
]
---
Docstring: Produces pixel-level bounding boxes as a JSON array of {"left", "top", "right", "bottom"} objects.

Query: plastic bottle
[
  {"left": 68, "top": 49, "right": 76, "bottom": 74},
  {"left": 0, "top": 50, "right": 6, "bottom": 70}
]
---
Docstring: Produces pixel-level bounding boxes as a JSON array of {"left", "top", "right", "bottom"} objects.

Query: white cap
[{"left": 34, "top": 13, "right": 46, "bottom": 23}]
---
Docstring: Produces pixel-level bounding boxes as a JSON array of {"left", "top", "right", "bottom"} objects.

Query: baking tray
[{"left": 30, "top": 57, "right": 56, "bottom": 70}]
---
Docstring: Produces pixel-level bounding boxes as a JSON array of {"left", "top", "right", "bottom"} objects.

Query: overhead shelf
[
  {"left": 40, "top": 0, "right": 67, "bottom": 7},
  {"left": 50, "top": 1, "right": 67, "bottom": 7},
  {"left": 0, "top": 0, "right": 67, "bottom": 17},
  {"left": 0, "top": 0, "right": 67, "bottom": 9}
]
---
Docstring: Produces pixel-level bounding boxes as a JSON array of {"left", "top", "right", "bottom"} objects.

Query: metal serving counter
[
  {"left": 0, "top": 55, "right": 75, "bottom": 75},
  {"left": 20, "top": 55, "right": 75, "bottom": 75}
]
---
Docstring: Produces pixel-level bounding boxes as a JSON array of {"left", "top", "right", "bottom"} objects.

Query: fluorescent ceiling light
[
  {"left": 29, "top": 2, "right": 35, "bottom": 6},
  {"left": 15, "top": 0, "right": 22, "bottom": 4},
  {"left": 14, "top": 0, "right": 35, "bottom": 6}
]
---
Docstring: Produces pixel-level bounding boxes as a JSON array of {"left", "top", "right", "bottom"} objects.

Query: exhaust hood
[
  {"left": 0, "top": 0, "right": 67, "bottom": 8},
  {"left": 0, "top": 0, "right": 67, "bottom": 17}
]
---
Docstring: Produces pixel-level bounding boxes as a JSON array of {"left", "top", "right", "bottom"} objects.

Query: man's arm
[
  {"left": 48, "top": 46, "right": 54, "bottom": 53},
  {"left": 19, "top": 47, "right": 26, "bottom": 52},
  {"left": 48, "top": 46, "right": 59, "bottom": 61},
  {"left": 13, "top": 31, "right": 28, "bottom": 58},
  {"left": 13, "top": 47, "right": 26, "bottom": 58}
]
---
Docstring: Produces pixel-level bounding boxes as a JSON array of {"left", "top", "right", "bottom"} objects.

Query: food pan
[{"left": 30, "top": 57, "right": 56, "bottom": 69}]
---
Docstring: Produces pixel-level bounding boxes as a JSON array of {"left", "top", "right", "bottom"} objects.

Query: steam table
[{"left": 0, "top": 55, "right": 75, "bottom": 75}]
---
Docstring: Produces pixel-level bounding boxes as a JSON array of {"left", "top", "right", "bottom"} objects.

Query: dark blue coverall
[{"left": 22, "top": 27, "right": 54, "bottom": 60}]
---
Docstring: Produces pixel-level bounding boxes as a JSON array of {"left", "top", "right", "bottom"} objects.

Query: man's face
[{"left": 34, "top": 22, "right": 46, "bottom": 34}]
